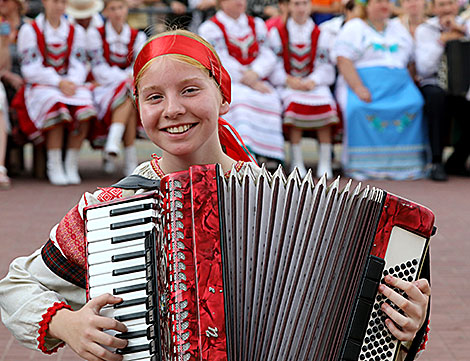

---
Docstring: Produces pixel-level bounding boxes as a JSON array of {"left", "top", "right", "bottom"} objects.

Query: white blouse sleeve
[
  {"left": 414, "top": 23, "right": 443, "bottom": 79},
  {"left": 87, "top": 27, "right": 129, "bottom": 86},
  {"left": 332, "top": 18, "right": 366, "bottom": 62},
  {"left": 266, "top": 26, "right": 287, "bottom": 87},
  {"left": 249, "top": 18, "right": 277, "bottom": 80},
  {"left": 308, "top": 30, "right": 336, "bottom": 86},
  {"left": 0, "top": 240, "right": 85, "bottom": 352},
  {"left": 17, "top": 23, "right": 62, "bottom": 87},
  {"left": 64, "top": 25, "right": 88, "bottom": 85}
]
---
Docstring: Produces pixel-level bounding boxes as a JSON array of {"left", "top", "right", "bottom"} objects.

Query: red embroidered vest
[
  {"left": 278, "top": 21, "right": 320, "bottom": 77},
  {"left": 31, "top": 20, "right": 75, "bottom": 76},
  {"left": 210, "top": 15, "right": 259, "bottom": 66},
  {"left": 97, "top": 24, "right": 139, "bottom": 69}
]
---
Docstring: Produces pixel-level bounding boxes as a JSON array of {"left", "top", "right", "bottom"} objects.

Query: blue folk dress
[{"left": 333, "top": 18, "right": 428, "bottom": 180}]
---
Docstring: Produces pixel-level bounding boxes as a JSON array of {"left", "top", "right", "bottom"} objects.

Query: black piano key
[
  {"left": 146, "top": 309, "right": 156, "bottom": 324},
  {"left": 115, "top": 311, "right": 146, "bottom": 322},
  {"left": 112, "top": 264, "right": 146, "bottom": 276},
  {"left": 110, "top": 203, "right": 154, "bottom": 217},
  {"left": 111, "top": 217, "right": 153, "bottom": 231},
  {"left": 116, "top": 344, "right": 150, "bottom": 355},
  {"left": 112, "top": 250, "right": 146, "bottom": 262},
  {"left": 112, "top": 231, "right": 150, "bottom": 244},
  {"left": 116, "top": 329, "right": 147, "bottom": 340},
  {"left": 114, "top": 297, "right": 146, "bottom": 309},
  {"left": 113, "top": 283, "right": 146, "bottom": 295}
]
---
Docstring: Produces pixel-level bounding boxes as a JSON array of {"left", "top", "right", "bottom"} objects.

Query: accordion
[
  {"left": 437, "top": 39, "right": 470, "bottom": 97},
  {"left": 84, "top": 164, "right": 435, "bottom": 361}
]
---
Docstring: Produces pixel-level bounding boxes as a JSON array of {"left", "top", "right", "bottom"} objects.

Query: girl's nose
[{"left": 163, "top": 95, "right": 185, "bottom": 119}]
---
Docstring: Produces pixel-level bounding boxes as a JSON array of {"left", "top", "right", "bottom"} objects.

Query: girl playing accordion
[{"left": 0, "top": 29, "right": 430, "bottom": 361}]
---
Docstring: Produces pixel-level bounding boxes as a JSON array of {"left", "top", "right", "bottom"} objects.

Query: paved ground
[{"left": 0, "top": 141, "right": 469, "bottom": 361}]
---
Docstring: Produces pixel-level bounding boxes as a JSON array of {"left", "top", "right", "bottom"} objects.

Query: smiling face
[{"left": 137, "top": 56, "right": 230, "bottom": 166}]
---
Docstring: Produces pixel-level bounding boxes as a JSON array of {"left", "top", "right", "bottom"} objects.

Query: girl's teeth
[{"left": 167, "top": 124, "right": 191, "bottom": 134}]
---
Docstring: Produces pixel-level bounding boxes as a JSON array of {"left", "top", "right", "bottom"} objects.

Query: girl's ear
[{"left": 219, "top": 99, "right": 230, "bottom": 116}]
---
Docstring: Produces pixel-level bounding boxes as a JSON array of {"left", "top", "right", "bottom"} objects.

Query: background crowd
[{"left": 1, "top": 0, "right": 470, "bottom": 189}]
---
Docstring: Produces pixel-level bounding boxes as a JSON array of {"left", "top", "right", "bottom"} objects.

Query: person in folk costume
[
  {"left": 415, "top": 0, "right": 470, "bottom": 181},
  {"left": 15, "top": 0, "right": 97, "bottom": 186},
  {"left": 198, "top": 0, "right": 285, "bottom": 170},
  {"left": 0, "top": 29, "right": 432, "bottom": 361},
  {"left": 332, "top": 0, "right": 428, "bottom": 181},
  {"left": 268, "top": 0, "right": 339, "bottom": 179},
  {"left": 87, "top": 0, "right": 147, "bottom": 176},
  {"left": 0, "top": 29, "right": 257, "bottom": 360}
]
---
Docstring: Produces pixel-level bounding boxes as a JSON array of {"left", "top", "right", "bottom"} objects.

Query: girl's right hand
[
  {"left": 354, "top": 85, "right": 372, "bottom": 103},
  {"left": 58, "top": 80, "right": 77, "bottom": 97},
  {"left": 48, "top": 294, "right": 128, "bottom": 361}
]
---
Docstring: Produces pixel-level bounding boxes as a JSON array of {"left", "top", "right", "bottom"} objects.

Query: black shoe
[{"left": 430, "top": 163, "right": 448, "bottom": 181}]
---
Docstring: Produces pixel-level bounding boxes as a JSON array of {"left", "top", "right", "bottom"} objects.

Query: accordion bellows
[{"left": 84, "top": 164, "right": 435, "bottom": 361}]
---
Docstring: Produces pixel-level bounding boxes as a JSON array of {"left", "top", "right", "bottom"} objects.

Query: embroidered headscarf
[{"left": 133, "top": 30, "right": 256, "bottom": 164}]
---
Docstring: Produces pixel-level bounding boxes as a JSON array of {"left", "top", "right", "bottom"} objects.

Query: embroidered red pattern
[
  {"left": 37, "top": 302, "right": 72, "bottom": 354},
  {"left": 55, "top": 205, "right": 86, "bottom": 268},
  {"left": 96, "top": 187, "right": 123, "bottom": 202}
]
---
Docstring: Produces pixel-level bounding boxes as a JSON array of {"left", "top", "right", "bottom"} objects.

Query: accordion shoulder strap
[{"left": 112, "top": 175, "right": 161, "bottom": 190}]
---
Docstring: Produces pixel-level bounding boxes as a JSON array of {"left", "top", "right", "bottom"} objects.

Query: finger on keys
[
  {"left": 89, "top": 293, "right": 124, "bottom": 313},
  {"left": 413, "top": 278, "right": 431, "bottom": 296},
  {"left": 88, "top": 342, "right": 124, "bottom": 361},
  {"left": 384, "top": 318, "right": 408, "bottom": 341},
  {"left": 382, "top": 275, "right": 426, "bottom": 303},
  {"left": 92, "top": 329, "right": 128, "bottom": 350},
  {"left": 96, "top": 314, "right": 128, "bottom": 334}
]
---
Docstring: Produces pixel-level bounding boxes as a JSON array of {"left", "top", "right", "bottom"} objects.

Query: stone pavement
[{"left": 0, "top": 142, "right": 469, "bottom": 361}]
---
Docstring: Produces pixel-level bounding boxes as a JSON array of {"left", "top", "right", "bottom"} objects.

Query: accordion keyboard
[{"left": 86, "top": 198, "right": 158, "bottom": 361}]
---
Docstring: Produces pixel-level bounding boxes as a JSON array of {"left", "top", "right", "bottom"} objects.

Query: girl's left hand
[{"left": 379, "top": 275, "right": 431, "bottom": 341}]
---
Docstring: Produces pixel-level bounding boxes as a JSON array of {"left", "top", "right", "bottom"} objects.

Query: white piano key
[
  {"left": 100, "top": 303, "right": 147, "bottom": 320},
  {"left": 89, "top": 277, "right": 147, "bottom": 299},
  {"left": 87, "top": 209, "right": 158, "bottom": 232},
  {"left": 88, "top": 244, "right": 146, "bottom": 265},
  {"left": 106, "top": 320, "right": 148, "bottom": 337},
  {"left": 89, "top": 257, "right": 146, "bottom": 277},
  {"left": 90, "top": 270, "right": 147, "bottom": 288},
  {"left": 86, "top": 223, "right": 154, "bottom": 243},
  {"left": 86, "top": 198, "right": 158, "bottom": 221},
  {"left": 91, "top": 289, "right": 147, "bottom": 304},
  {"left": 123, "top": 350, "right": 151, "bottom": 361},
  {"left": 87, "top": 237, "right": 145, "bottom": 254},
  {"left": 126, "top": 336, "right": 150, "bottom": 348}
]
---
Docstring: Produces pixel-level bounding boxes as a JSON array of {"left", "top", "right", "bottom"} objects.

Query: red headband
[{"left": 134, "top": 33, "right": 231, "bottom": 103}]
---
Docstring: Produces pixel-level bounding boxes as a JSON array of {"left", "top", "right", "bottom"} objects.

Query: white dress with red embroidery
[
  {"left": 268, "top": 18, "right": 338, "bottom": 129},
  {"left": 87, "top": 22, "right": 146, "bottom": 125},
  {"left": 17, "top": 14, "right": 96, "bottom": 131},
  {"left": 199, "top": 11, "right": 285, "bottom": 161},
  {"left": 0, "top": 160, "right": 259, "bottom": 354}
]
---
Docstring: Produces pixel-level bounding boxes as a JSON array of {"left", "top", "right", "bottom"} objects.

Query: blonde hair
[{"left": 134, "top": 29, "right": 223, "bottom": 97}]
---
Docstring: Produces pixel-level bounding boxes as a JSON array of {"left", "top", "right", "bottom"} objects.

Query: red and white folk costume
[
  {"left": 17, "top": 14, "right": 96, "bottom": 137},
  {"left": 199, "top": 11, "right": 285, "bottom": 162},
  {"left": 0, "top": 32, "right": 258, "bottom": 354},
  {"left": 268, "top": 17, "right": 338, "bottom": 130},
  {"left": 87, "top": 21, "right": 146, "bottom": 147}
]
